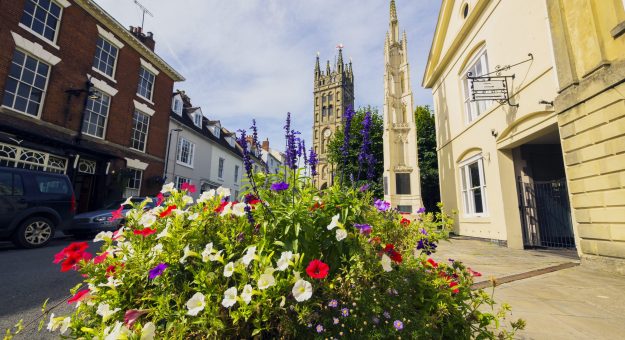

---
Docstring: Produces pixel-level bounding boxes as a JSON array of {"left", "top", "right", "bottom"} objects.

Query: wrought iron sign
[{"left": 468, "top": 53, "right": 534, "bottom": 107}]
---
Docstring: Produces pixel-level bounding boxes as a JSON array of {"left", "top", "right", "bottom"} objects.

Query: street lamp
[{"left": 163, "top": 128, "right": 182, "bottom": 184}]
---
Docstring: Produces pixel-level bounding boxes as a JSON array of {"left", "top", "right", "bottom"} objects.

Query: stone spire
[
  {"left": 390, "top": 0, "right": 397, "bottom": 22},
  {"left": 389, "top": 0, "right": 399, "bottom": 42},
  {"left": 337, "top": 46, "right": 344, "bottom": 73},
  {"left": 315, "top": 52, "right": 321, "bottom": 79},
  {"left": 326, "top": 60, "right": 331, "bottom": 75}
]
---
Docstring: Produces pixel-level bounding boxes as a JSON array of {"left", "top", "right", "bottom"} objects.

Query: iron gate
[{"left": 517, "top": 178, "right": 576, "bottom": 248}]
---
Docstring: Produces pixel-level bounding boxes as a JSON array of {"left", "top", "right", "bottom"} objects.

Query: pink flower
[
  {"left": 133, "top": 228, "right": 157, "bottom": 237},
  {"left": 156, "top": 193, "right": 165, "bottom": 206},
  {"left": 93, "top": 252, "right": 109, "bottom": 264},
  {"left": 68, "top": 289, "right": 90, "bottom": 304},
  {"left": 159, "top": 205, "right": 177, "bottom": 218},
  {"left": 111, "top": 205, "right": 123, "bottom": 221},
  {"left": 181, "top": 182, "right": 196, "bottom": 193},
  {"left": 124, "top": 309, "right": 148, "bottom": 327}
]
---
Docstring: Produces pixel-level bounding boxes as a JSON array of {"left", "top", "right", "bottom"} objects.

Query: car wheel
[{"left": 12, "top": 217, "right": 56, "bottom": 249}]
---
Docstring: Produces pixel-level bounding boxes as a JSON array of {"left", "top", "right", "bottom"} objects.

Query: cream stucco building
[{"left": 423, "top": 0, "right": 625, "bottom": 271}]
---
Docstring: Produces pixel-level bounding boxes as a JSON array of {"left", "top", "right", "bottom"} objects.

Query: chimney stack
[
  {"left": 262, "top": 138, "right": 269, "bottom": 151},
  {"left": 129, "top": 26, "right": 156, "bottom": 51}
]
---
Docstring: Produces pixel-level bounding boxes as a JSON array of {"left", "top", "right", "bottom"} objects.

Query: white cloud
[{"left": 95, "top": 0, "right": 438, "bottom": 151}]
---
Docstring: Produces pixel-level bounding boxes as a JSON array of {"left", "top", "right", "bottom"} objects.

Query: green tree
[
  {"left": 415, "top": 105, "right": 440, "bottom": 212},
  {"left": 327, "top": 106, "right": 384, "bottom": 197}
]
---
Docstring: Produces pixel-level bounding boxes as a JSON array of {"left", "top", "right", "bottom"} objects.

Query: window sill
[
  {"left": 0, "top": 105, "right": 42, "bottom": 119},
  {"left": 82, "top": 132, "right": 105, "bottom": 140},
  {"left": 460, "top": 215, "right": 491, "bottom": 223},
  {"left": 176, "top": 161, "right": 193, "bottom": 169},
  {"left": 91, "top": 67, "right": 117, "bottom": 83},
  {"left": 130, "top": 147, "right": 146, "bottom": 154},
  {"left": 18, "top": 23, "right": 60, "bottom": 50},
  {"left": 136, "top": 94, "right": 155, "bottom": 106},
  {"left": 611, "top": 21, "right": 625, "bottom": 38}
]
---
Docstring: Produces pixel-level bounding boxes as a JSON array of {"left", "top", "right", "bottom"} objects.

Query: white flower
[
  {"left": 179, "top": 245, "right": 193, "bottom": 264},
  {"left": 292, "top": 279, "right": 313, "bottom": 302},
  {"left": 99, "top": 276, "right": 122, "bottom": 289},
  {"left": 139, "top": 214, "right": 157, "bottom": 228},
  {"left": 224, "top": 262, "right": 235, "bottom": 277},
  {"left": 60, "top": 317, "right": 71, "bottom": 335},
  {"left": 232, "top": 202, "right": 247, "bottom": 217},
  {"left": 156, "top": 226, "right": 169, "bottom": 239},
  {"left": 104, "top": 321, "right": 130, "bottom": 340},
  {"left": 336, "top": 228, "right": 347, "bottom": 241},
  {"left": 210, "top": 250, "right": 223, "bottom": 262},
  {"left": 186, "top": 292, "right": 206, "bottom": 316},
  {"left": 188, "top": 213, "right": 200, "bottom": 221},
  {"left": 280, "top": 296, "right": 286, "bottom": 307},
  {"left": 216, "top": 187, "right": 231, "bottom": 198},
  {"left": 182, "top": 195, "right": 194, "bottom": 206},
  {"left": 276, "top": 251, "right": 293, "bottom": 271},
  {"left": 327, "top": 214, "right": 341, "bottom": 230},
  {"left": 197, "top": 189, "right": 215, "bottom": 203},
  {"left": 140, "top": 322, "right": 156, "bottom": 340},
  {"left": 257, "top": 272, "right": 276, "bottom": 290},
  {"left": 381, "top": 254, "right": 393, "bottom": 272},
  {"left": 220, "top": 202, "right": 233, "bottom": 216},
  {"left": 121, "top": 196, "right": 133, "bottom": 206},
  {"left": 47, "top": 313, "right": 60, "bottom": 332},
  {"left": 93, "top": 231, "right": 113, "bottom": 243},
  {"left": 160, "top": 182, "right": 175, "bottom": 193},
  {"left": 241, "top": 246, "right": 256, "bottom": 266},
  {"left": 241, "top": 284, "right": 253, "bottom": 305},
  {"left": 151, "top": 243, "right": 163, "bottom": 255},
  {"left": 201, "top": 243, "right": 214, "bottom": 262},
  {"left": 96, "top": 303, "right": 120, "bottom": 321},
  {"left": 222, "top": 287, "right": 238, "bottom": 308}
]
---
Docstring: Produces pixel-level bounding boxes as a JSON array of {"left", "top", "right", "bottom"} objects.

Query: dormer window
[
  {"left": 226, "top": 136, "right": 235, "bottom": 147},
  {"left": 193, "top": 112, "right": 202, "bottom": 128},
  {"left": 210, "top": 126, "right": 221, "bottom": 138},
  {"left": 172, "top": 97, "right": 182, "bottom": 115}
]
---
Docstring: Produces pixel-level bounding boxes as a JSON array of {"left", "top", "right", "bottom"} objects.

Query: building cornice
[{"left": 74, "top": 0, "right": 185, "bottom": 82}]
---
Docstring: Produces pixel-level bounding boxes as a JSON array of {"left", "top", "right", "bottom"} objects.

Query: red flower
[
  {"left": 67, "top": 289, "right": 90, "bottom": 304},
  {"left": 93, "top": 252, "right": 109, "bottom": 265},
  {"left": 181, "top": 182, "right": 196, "bottom": 193},
  {"left": 62, "top": 242, "right": 89, "bottom": 255},
  {"left": 426, "top": 258, "right": 439, "bottom": 268},
  {"left": 400, "top": 218, "right": 411, "bottom": 226},
  {"left": 449, "top": 281, "right": 459, "bottom": 294},
  {"left": 124, "top": 309, "right": 148, "bottom": 327},
  {"left": 468, "top": 267, "right": 482, "bottom": 277},
  {"left": 60, "top": 252, "right": 85, "bottom": 272},
  {"left": 214, "top": 201, "right": 229, "bottom": 213},
  {"left": 309, "top": 202, "right": 325, "bottom": 211},
  {"left": 159, "top": 205, "right": 177, "bottom": 218},
  {"left": 369, "top": 236, "right": 382, "bottom": 245},
  {"left": 133, "top": 228, "right": 157, "bottom": 237},
  {"left": 306, "top": 259, "right": 330, "bottom": 279},
  {"left": 106, "top": 265, "right": 118, "bottom": 276},
  {"left": 156, "top": 193, "right": 165, "bottom": 206},
  {"left": 111, "top": 205, "right": 124, "bottom": 221},
  {"left": 383, "top": 244, "right": 395, "bottom": 252},
  {"left": 248, "top": 199, "right": 261, "bottom": 205},
  {"left": 389, "top": 251, "right": 402, "bottom": 263},
  {"left": 53, "top": 250, "right": 66, "bottom": 264}
]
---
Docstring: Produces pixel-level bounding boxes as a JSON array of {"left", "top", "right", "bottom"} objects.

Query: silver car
[{"left": 68, "top": 197, "right": 154, "bottom": 238}]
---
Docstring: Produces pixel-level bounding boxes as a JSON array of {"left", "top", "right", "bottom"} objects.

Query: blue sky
[{"left": 94, "top": 0, "right": 440, "bottom": 152}]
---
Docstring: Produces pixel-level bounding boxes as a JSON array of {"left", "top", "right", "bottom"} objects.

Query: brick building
[{"left": 0, "top": 0, "right": 184, "bottom": 212}]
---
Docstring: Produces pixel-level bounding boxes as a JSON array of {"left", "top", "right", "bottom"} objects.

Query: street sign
[{"left": 468, "top": 74, "right": 516, "bottom": 106}]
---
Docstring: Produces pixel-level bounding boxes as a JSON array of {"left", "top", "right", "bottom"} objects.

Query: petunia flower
[
  {"left": 93, "top": 231, "right": 113, "bottom": 243},
  {"left": 270, "top": 181, "right": 289, "bottom": 191},
  {"left": 67, "top": 289, "right": 90, "bottom": 304},
  {"left": 99, "top": 276, "right": 122, "bottom": 289},
  {"left": 59, "top": 317, "right": 70, "bottom": 335},
  {"left": 124, "top": 309, "right": 148, "bottom": 328},
  {"left": 181, "top": 182, "right": 196, "bottom": 193},
  {"left": 156, "top": 192, "right": 165, "bottom": 206},
  {"left": 468, "top": 267, "right": 482, "bottom": 277},
  {"left": 47, "top": 313, "right": 62, "bottom": 332},
  {"left": 186, "top": 292, "right": 206, "bottom": 316},
  {"left": 60, "top": 252, "right": 85, "bottom": 272},
  {"left": 160, "top": 182, "right": 175, "bottom": 194},
  {"left": 111, "top": 205, "right": 124, "bottom": 221},
  {"left": 326, "top": 214, "right": 341, "bottom": 230},
  {"left": 354, "top": 224, "right": 372, "bottom": 236},
  {"left": 449, "top": 281, "right": 460, "bottom": 294},
  {"left": 426, "top": 258, "right": 439, "bottom": 268},
  {"left": 257, "top": 272, "right": 276, "bottom": 290},
  {"left": 417, "top": 207, "right": 426, "bottom": 214},
  {"left": 151, "top": 243, "right": 163, "bottom": 255},
  {"left": 104, "top": 321, "right": 131, "bottom": 339},
  {"left": 241, "top": 246, "right": 256, "bottom": 266},
  {"left": 197, "top": 189, "right": 215, "bottom": 204},
  {"left": 292, "top": 279, "right": 313, "bottom": 302},
  {"left": 93, "top": 252, "right": 109, "bottom": 265},
  {"left": 336, "top": 228, "right": 347, "bottom": 241},
  {"left": 223, "top": 262, "right": 235, "bottom": 277},
  {"left": 231, "top": 202, "right": 247, "bottom": 217},
  {"left": 156, "top": 226, "right": 169, "bottom": 239},
  {"left": 182, "top": 195, "right": 194, "bottom": 206},
  {"left": 133, "top": 228, "right": 157, "bottom": 237},
  {"left": 141, "top": 322, "right": 156, "bottom": 340},
  {"left": 374, "top": 199, "right": 390, "bottom": 212},
  {"left": 306, "top": 259, "right": 329, "bottom": 279},
  {"left": 276, "top": 251, "right": 293, "bottom": 271},
  {"left": 216, "top": 187, "right": 231, "bottom": 198},
  {"left": 221, "top": 287, "right": 237, "bottom": 308},
  {"left": 179, "top": 245, "right": 194, "bottom": 264},
  {"left": 159, "top": 205, "right": 177, "bottom": 218},
  {"left": 139, "top": 214, "right": 157, "bottom": 228},
  {"left": 148, "top": 263, "right": 168, "bottom": 280},
  {"left": 381, "top": 254, "right": 393, "bottom": 272},
  {"left": 96, "top": 303, "right": 120, "bottom": 321},
  {"left": 238, "top": 284, "right": 253, "bottom": 305}
]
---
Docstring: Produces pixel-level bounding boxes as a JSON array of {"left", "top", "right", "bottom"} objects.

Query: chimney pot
[{"left": 262, "top": 139, "right": 269, "bottom": 151}]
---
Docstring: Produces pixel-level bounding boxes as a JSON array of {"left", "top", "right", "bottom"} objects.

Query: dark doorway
[{"left": 516, "top": 136, "right": 575, "bottom": 249}]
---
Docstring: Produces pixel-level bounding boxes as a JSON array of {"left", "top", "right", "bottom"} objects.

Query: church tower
[
  {"left": 383, "top": 0, "right": 423, "bottom": 212},
  {"left": 312, "top": 47, "right": 355, "bottom": 189}
]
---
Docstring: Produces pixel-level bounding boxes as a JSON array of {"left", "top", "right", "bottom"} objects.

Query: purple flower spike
[
  {"left": 270, "top": 182, "right": 289, "bottom": 191},
  {"left": 374, "top": 199, "right": 390, "bottom": 212},
  {"left": 148, "top": 263, "right": 168, "bottom": 279},
  {"left": 359, "top": 183, "right": 370, "bottom": 192},
  {"left": 308, "top": 148, "right": 318, "bottom": 177}
]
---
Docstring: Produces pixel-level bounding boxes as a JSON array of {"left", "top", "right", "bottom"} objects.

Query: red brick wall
[{"left": 0, "top": 0, "right": 177, "bottom": 196}]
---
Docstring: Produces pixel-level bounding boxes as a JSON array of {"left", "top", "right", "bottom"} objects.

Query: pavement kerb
[{"left": 470, "top": 261, "right": 580, "bottom": 290}]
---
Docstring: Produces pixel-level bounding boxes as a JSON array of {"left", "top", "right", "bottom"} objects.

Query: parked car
[
  {"left": 0, "top": 166, "right": 76, "bottom": 248},
  {"left": 68, "top": 197, "right": 154, "bottom": 238}
]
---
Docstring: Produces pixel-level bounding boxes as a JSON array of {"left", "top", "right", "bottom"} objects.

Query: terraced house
[
  {"left": 0, "top": 0, "right": 184, "bottom": 212},
  {"left": 424, "top": 0, "right": 625, "bottom": 271}
]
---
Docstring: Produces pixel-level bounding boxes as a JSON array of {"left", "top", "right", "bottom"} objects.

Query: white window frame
[
  {"left": 92, "top": 35, "right": 120, "bottom": 81},
  {"left": 2, "top": 49, "right": 51, "bottom": 118},
  {"left": 175, "top": 176, "right": 191, "bottom": 190},
  {"left": 458, "top": 154, "right": 488, "bottom": 217},
  {"left": 81, "top": 90, "right": 111, "bottom": 139},
  {"left": 176, "top": 137, "right": 195, "bottom": 168},
  {"left": 18, "top": 0, "right": 71, "bottom": 49},
  {"left": 461, "top": 48, "right": 492, "bottom": 124},
  {"left": 218, "top": 158, "right": 225, "bottom": 179},
  {"left": 124, "top": 168, "right": 142, "bottom": 198},
  {"left": 193, "top": 112, "right": 202, "bottom": 128},
  {"left": 172, "top": 97, "right": 183, "bottom": 115},
  {"left": 130, "top": 110, "right": 150, "bottom": 152},
  {"left": 137, "top": 66, "right": 155, "bottom": 103}
]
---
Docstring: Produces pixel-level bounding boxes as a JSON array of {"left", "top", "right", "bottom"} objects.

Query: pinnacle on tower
[
  {"left": 337, "top": 46, "right": 344, "bottom": 73},
  {"left": 326, "top": 60, "right": 331, "bottom": 75},
  {"left": 315, "top": 52, "right": 321, "bottom": 79},
  {"left": 390, "top": 0, "right": 397, "bottom": 22}
]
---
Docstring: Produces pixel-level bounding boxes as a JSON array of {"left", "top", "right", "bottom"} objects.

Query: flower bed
[{"left": 42, "top": 170, "right": 523, "bottom": 339}]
